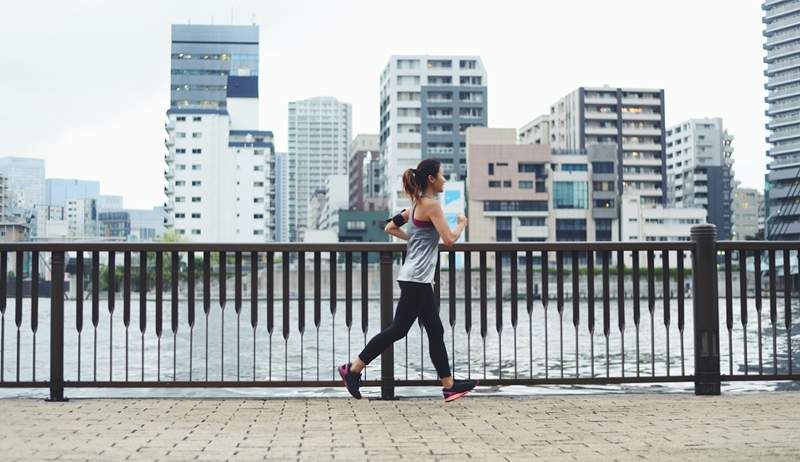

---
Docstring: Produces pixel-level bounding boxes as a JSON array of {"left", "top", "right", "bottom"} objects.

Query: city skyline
[{"left": 0, "top": 0, "right": 767, "bottom": 209}]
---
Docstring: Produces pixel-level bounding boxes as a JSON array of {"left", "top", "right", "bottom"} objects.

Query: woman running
[{"left": 338, "top": 158, "right": 478, "bottom": 402}]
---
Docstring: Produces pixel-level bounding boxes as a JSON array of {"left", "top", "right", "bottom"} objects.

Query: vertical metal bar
[
  {"left": 13, "top": 251, "right": 22, "bottom": 382},
  {"left": 677, "top": 250, "right": 686, "bottom": 376},
  {"left": 754, "top": 250, "right": 763, "bottom": 375},
  {"left": 359, "top": 252, "right": 366, "bottom": 379},
  {"left": 76, "top": 251, "right": 84, "bottom": 382},
  {"left": 267, "top": 252, "right": 274, "bottom": 380},
  {"left": 495, "top": 251, "right": 503, "bottom": 379},
  {"left": 617, "top": 249, "right": 625, "bottom": 377},
  {"left": 155, "top": 252, "right": 163, "bottom": 381},
  {"left": 510, "top": 251, "right": 518, "bottom": 379},
  {"left": 663, "top": 250, "right": 671, "bottom": 376},
  {"left": 647, "top": 250, "right": 655, "bottom": 376},
  {"left": 587, "top": 250, "right": 595, "bottom": 377},
  {"left": 379, "top": 251, "right": 395, "bottom": 399},
  {"left": 48, "top": 252, "right": 66, "bottom": 401},
  {"left": 235, "top": 252, "right": 242, "bottom": 381},
  {"left": 139, "top": 251, "right": 147, "bottom": 381},
  {"left": 203, "top": 251, "right": 210, "bottom": 381},
  {"left": 171, "top": 251, "right": 179, "bottom": 382},
  {"left": 283, "top": 252, "right": 290, "bottom": 381},
  {"left": 0, "top": 251, "right": 5, "bottom": 383},
  {"left": 330, "top": 251, "right": 337, "bottom": 380},
  {"left": 602, "top": 251, "right": 610, "bottom": 377},
  {"left": 691, "top": 225, "right": 721, "bottom": 395},
  {"left": 479, "top": 251, "right": 487, "bottom": 379},
  {"left": 250, "top": 252, "right": 258, "bottom": 380},
  {"left": 633, "top": 251, "right": 640, "bottom": 376},
  {"left": 345, "top": 252, "right": 353, "bottom": 369},
  {"left": 464, "top": 251, "right": 472, "bottom": 379},
  {"left": 299, "top": 252, "right": 306, "bottom": 380},
  {"left": 526, "top": 250, "right": 533, "bottom": 378},
  {"left": 739, "top": 249, "right": 748, "bottom": 375},
  {"left": 107, "top": 251, "right": 114, "bottom": 381},
  {"left": 541, "top": 250, "right": 549, "bottom": 379},
  {"left": 556, "top": 251, "right": 564, "bottom": 379},
  {"left": 768, "top": 250, "right": 777, "bottom": 375},
  {"left": 784, "top": 250, "right": 793, "bottom": 375},
  {"left": 91, "top": 251, "right": 99, "bottom": 382},
  {"left": 724, "top": 250, "right": 733, "bottom": 376},
  {"left": 314, "top": 251, "right": 321, "bottom": 381},
  {"left": 31, "top": 252, "right": 38, "bottom": 382},
  {"left": 219, "top": 251, "right": 226, "bottom": 381},
  {"left": 123, "top": 251, "right": 131, "bottom": 382},
  {"left": 571, "top": 251, "right": 579, "bottom": 378},
  {"left": 449, "top": 251, "right": 457, "bottom": 375},
  {"left": 187, "top": 252, "right": 195, "bottom": 382}
]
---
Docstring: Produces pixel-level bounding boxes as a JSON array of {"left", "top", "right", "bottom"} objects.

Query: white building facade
[{"left": 288, "top": 96, "right": 351, "bottom": 241}]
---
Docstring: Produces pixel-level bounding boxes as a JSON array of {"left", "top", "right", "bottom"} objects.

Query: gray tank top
[{"left": 397, "top": 202, "right": 440, "bottom": 284}]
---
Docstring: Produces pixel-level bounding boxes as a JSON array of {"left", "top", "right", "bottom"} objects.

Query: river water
[{"left": 0, "top": 296, "right": 797, "bottom": 399}]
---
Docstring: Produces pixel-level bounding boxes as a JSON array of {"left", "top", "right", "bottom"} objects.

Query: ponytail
[{"left": 402, "top": 158, "right": 441, "bottom": 203}]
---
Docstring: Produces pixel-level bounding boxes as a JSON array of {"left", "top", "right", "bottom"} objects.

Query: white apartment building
[
  {"left": 34, "top": 205, "right": 69, "bottom": 240},
  {"left": 318, "top": 174, "right": 349, "bottom": 231},
  {"left": 732, "top": 187, "right": 763, "bottom": 240},
  {"left": 666, "top": 118, "right": 735, "bottom": 239},
  {"left": 549, "top": 86, "right": 666, "bottom": 206},
  {"left": 621, "top": 193, "right": 706, "bottom": 242},
  {"left": 274, "top": 152, "right": 290, "bottom": 242},
  {"left": 163, "top": 24, "right": 275, "bottom": 242},
  {"left": 288, "top": 96, "right": 351, "bottom": 241},
  {"left": 379, "top": 55, "right": 488, "bottom": 214},
  {"left": 66, "top": 198, "right": 99, "bottom": 238},
  {"left": 518, "top": 114, "right": 550, "bottom": 145}
]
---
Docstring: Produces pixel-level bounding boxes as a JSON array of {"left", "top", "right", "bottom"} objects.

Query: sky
[{"left": 0, "top": 0, "right": 769, "bottom": 209}]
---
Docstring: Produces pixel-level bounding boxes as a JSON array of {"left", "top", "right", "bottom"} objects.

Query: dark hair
[{"left": 402, "top": 158, "right": 441, "bottom": 202}]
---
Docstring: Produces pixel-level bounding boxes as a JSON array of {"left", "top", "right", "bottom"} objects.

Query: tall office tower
[
  {"left": 379, "top": 56, "right": 488, "bottom": 214},
  {"left": 45, "top": 179, "right": 100, "bottom": 207},
  {"left": 763, "top": 0, "right": 800, "bottom": 239},
  {"left": 518, "top": 114, "right": 550, "bottom": 145},
  {"left": 164, "top": 24, "right": 275, "bottom": 242},
  {"left": 288, "top": 97, "right": 351, "bottom": 241},
  {"left": 548, "top": 86, "right": 666, "bottom": 206},
  {"left": 0, "top": 157, "right": 45, "bottom": 211},
  {"left": 732, "top": 187, "right": 763, "bottom": 240},
  {"left": 274, "top": 152, "right": 290, "bottom": 241},
  {"left": 348, "top": 134, "right": 380, "bottom": 211},
  {"left": 666, "top": 118, "right": 735, "bottom": 239}
]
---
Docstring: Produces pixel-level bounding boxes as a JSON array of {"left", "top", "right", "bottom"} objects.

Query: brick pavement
[{"left": 0, "top": 392, "right": 798, "bottom": 461}]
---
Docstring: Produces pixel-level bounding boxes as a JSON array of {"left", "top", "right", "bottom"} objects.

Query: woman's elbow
[
  {"left": 384, "top": 224, "right": 393, "bottom": 234},
  {"left": 441, "top": 237, "right": 455, "bottom": 247}
]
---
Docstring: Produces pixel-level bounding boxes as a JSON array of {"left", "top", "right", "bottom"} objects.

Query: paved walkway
[{"left": 0, "top": 392, "right": 799, "bottom": 461}]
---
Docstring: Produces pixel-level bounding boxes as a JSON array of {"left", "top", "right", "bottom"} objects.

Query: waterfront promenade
[{"left": 1, "top": 391, "right": 799, "bottom": 461}]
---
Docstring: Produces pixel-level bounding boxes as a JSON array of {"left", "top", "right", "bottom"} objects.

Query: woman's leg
[
  {"left": 417, "top": 284, "right": 454, "bottom": 388},
  {"left": 350, "top": 282, "right": 419, "bottom": 373}
]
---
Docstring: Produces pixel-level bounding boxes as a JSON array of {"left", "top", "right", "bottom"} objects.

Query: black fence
[{"left": 0, "top": 224, "right": 797, "bottom": 401}]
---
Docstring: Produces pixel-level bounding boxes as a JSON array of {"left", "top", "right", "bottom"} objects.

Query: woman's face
[{"left": 429, "top": 166, "right": 446, "bottom": 194}]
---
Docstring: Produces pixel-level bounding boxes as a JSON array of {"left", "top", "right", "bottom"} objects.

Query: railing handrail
[{"left": 0, "top": 241, "right": 699, "bottom": 252}]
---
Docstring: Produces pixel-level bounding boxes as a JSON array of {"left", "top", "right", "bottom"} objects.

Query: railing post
[
  {"left": 47, "top": 251, "right": 67, "bottom": 402},
  {"left": 691, "top": 225, "right": 720, "bottom": 395},
  {"left": 379, "top": 251, "right": 395, "bottom": 400}
]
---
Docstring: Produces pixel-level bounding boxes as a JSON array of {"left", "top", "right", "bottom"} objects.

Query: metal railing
[{"left": 0, "top": 225, "right": 798, "bottom": 401}]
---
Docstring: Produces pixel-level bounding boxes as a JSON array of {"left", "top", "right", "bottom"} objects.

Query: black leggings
[{"left": 358, "top": 280, "right": 451, "bottom": 379}]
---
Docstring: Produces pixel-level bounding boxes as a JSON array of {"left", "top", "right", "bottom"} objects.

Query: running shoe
[
  {"left": 338, "top": 363, "right": 362, "bottom": 399},
  {"left": 443, "top": 379, "right": 478, "bottom": 402}
]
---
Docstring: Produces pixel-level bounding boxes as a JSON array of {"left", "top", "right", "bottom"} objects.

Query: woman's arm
[
  {"left": 428, "top": 202, "right": 466, "bottom": 247},
  {"left": 384, "top": 209, "right": 410, "bottom": 241}
]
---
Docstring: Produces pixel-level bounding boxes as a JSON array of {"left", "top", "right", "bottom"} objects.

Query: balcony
[
  {"left": 765, "top": 12, "right": 800, "bottom": 34},
  {"left": 164, "top": 153, "right": 174, "bottom": 164},
  {"left": 164, "top": 121, "right": 174, "bottom": 132},
  {"left": 622, "top": 127, "right": 662, "bottom": 136},
  {"left": 622, "top": 142, "right": 662, "bottom": 151},
  {"left": 165, "top": 137, "right": 174, "bottom": 148},
  {"left": 584, "top": 95, "right": 617, "bottom": 105},
  {"left": 765, "top": 28, "right": 800, "bottom": 48},
  {"left": 2, "top": 233, "right": 796, "bottom": 400},
  {"left": 164, "top": 185, "right": 174, "bottom": 196},
  {"left": 620, "top": 112, "right": 662, "bottom": 121},
  {"left": 767, "top": 113, "right": 800, "bottom": 128},
  {"left": 769, "top": 141, "right": 800, "bottom": 155},
  {"left": 766, "top": 54, "right": 800, "bottom": 74},
  {"left": 584, "top": 111, "right": 618, "bottom": 120},
  {"left": 164, "top": 169, "right": 174, "bottom": 179},
  {"left": 767, "top": 70, "right": 800, "bottom": 87},
  {"left": 766, "top": 42, "right": 800, "bottom": 61},
  {"left": 585, "top": 126, "right": 618, "bottom": 136},
  {"left": 621, "top": 97, "right": 661, "bottom": 106},
  {"left": 766, "top": 84, "right": 800, "bottom": 101},
  {"left": 767, "top": 98, "right": 800, "bottom": 115},
  {"left": 764, "top": 1, "right": 800, "bottom": 21}
]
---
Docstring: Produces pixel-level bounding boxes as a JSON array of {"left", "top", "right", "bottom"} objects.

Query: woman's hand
[{"left": 457, "top": 214, "right": 468, "bottom": 227}]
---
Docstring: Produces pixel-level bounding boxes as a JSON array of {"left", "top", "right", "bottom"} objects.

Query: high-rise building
[
  {"left": 732, "top": 187, "right": 763, "bottom": 240},
  {"left": 666, "top": 118, "right": 735, "bottom": 239},
  {"left": 621, "top": 193, "right": 706, "bottom": 242},
  {"left": 518, "top": 115, "right": 550, "bottom": 145},
  {"left": 66, "top": 198, "right": 98, "bottom": 238},
  {"left": 318, "top": 174, "right": 349, "bottom": 231},
  {"left": 164, "top": 24, "right": 275, "bottom": 242},
  {"left": 288, "top": 96, "right": 351, "bottom": 241},
  {"left": 0, "top": 157, "right": 45, "bottom": 211},
  {"left": 274, "top": 152, "right": 290, "bottom": 242},
  {"left": 379, "top": 56, "right": 488, "bottom": 214},
  {"left": 348, "top": 134, "right": 380, "bottom": 211},
  {"left": 0, "top": 174, "right": 9, "bottom": 221},
  {"left": 763, "top": 0, "right": 800, "bottom": 240},
  {"left": 45, "top": 179, "right": 100, "bottom": 207},
  {"left": 548, "top": 86, "right": 666, "bottom": 206}
]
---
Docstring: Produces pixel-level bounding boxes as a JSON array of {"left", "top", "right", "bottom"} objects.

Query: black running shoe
[
  {"left": 443, "top": 379, "right": 478, "bottom": 402},
  {"left": 338, "top": 363, "right": 362, "bottom": 399}
]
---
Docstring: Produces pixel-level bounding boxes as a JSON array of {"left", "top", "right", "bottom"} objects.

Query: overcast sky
[{"left": 0, "top": 0, "right": 768, "bottom": 209}]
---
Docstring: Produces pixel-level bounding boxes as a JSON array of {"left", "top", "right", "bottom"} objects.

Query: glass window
[
  {"left": 488, "top": 163, "right": 494, "bottom": 175},
  {"left": 593, "top": 199, "right": 614, "bottom": 208},
  {"left": 519, "top": 217, "right": 546, "bottom": 226},
  {"left": 496, "top": 217, "right": 512, "bottom": 242},
  {"left": 592, "top": 162, "right": 615, "bottom": 174},
  {"left": 503, "top": 180, "right": 512, "bottom": 188},
  {"left": 561, "top": 163, "right": 588, "bottom": 172},
  {"left": 191, "top": 213, "right": 201, "bottom": 218},
  {"left": 555, "top": 219, "right": 587, "bottom": 241},
  {"left": 488, "top": 181, "right": 501, "bottom": 188},
  {"left": 519, "top": 180, "right": 533, "bottom": 189},
  {"left": 484, "top": 201, "right": 548, "bottom": 212},
  {"left": 595, "top": 218, "right": 613, "bottom": 241},
  {"left": 553, "top": 182, "right": 588, "bottom": 209}
]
